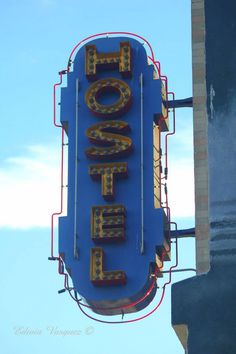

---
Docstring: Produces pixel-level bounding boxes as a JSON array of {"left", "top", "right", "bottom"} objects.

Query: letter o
[{"left": 85, "top": 78, "right": 131, "bottom": 117}]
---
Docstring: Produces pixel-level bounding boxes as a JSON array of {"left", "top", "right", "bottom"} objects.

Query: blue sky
[{"left": 0, "top": 1, "right": 195, "bottom": 353}]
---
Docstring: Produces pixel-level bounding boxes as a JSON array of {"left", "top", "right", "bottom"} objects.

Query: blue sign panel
[{"left": 59, "top": 36, "right": 169, "bottom": 315}]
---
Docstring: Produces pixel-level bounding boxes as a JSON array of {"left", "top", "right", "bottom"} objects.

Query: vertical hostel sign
[{"left": 59, "top": 36, "right": 169, "bottom": 315}]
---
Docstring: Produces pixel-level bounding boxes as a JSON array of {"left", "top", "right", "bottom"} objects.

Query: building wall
[
  {"left": 172, "top": 1, "right": 236, "bottom": 353},
  {"left": 192, "top": 0, "right": 210, "bottom": 274}
]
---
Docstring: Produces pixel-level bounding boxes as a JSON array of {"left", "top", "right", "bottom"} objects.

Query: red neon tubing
[
  {"left": 51, "top": 32, "right": 176, "bottom": 321},
  {"left": 67, "top": 32, "right": 157, "bottom": 72},
  {"left": 50, "top": 128, "right": 64, "bottom": 258},
  {"left": 53, "top": 72, "right": 64, "bottom": 128},
  {"left": 59, "top": 261, "right": 161, "bottom": 312},
  {"left": 73, "top": 235, "right": 178, "bottom": 324},
  {"left": 51, "top": 71, "right": 65, "bottom": 258},
  {"left": 164, "top": 92, "right": 176, "bottom": 178}
]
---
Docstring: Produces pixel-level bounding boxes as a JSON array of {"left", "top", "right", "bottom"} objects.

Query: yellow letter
[
  {"left": 90, "top": 248, "right": 126, "bottom": 286},
  {"left": 85, "top": 77, "right": 131, "bottom": 117},
  {"left": 85, "top": 42, "right": 131, "bottom": 80},
  {"left": 91, "top": 204, "right": 126, "bottom": 242},
  {"left": 85, "top": 120, "right": 132, "bottom": 160},
  {"left": 89, "top": 162, "right": 128, "bottom": 201}
]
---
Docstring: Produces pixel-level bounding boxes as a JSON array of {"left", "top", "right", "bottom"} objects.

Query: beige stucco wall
[{"left": 192, "top": 0, "right": 210, "bottom": 274}]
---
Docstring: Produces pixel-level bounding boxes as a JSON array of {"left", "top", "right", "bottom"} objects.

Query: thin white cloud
[
  {"left": 0, "top": 138, "right": 194, "bottom": 229},
  {"left": 165, "top": 123, "right": 195, "bottom": 219},
  {"left": 0, "top": 145, "right": 63, "bottom": 229},
  {"left": 167, "top": 157, "right": 195, "bottom": 218}
]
